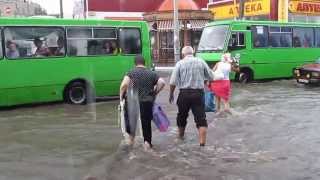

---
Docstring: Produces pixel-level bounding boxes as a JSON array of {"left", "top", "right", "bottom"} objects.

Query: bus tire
[
  {"left": 237, "top": 69, "right": 253, "bottom": 83},
  {"left": 64, "top": 81, "right": 94, "bottom": 105}
]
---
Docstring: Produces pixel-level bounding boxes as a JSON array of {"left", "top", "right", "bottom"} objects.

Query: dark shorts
[{"left": 176, "top": 89, "right": 207, "bottom": 128}]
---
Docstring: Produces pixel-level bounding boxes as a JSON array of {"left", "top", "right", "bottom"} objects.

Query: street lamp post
[
  {"left": 60, "top": 0, "right": 63, "bottom": 18},
  {"left": 238, "top": 0, "right": 245, "bottom": 20},
  {"left": 173, "top": 0, "right": 180, "bottom": 63}
]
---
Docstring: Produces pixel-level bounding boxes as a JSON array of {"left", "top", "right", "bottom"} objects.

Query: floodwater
[{"left": 1, "top": 74, "right": 320, "bottom": 180}]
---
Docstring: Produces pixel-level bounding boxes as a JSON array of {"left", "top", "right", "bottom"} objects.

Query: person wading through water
[
  {"left": 120, "top": 55, "right": 165, "bottom": 150},
  {"left": 169, "top": 46, "right": 214, "bottom": 147}
]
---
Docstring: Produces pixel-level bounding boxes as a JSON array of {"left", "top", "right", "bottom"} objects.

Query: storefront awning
[
  {"left": 158, "top": 20, "right": 174, "bottom": 32},
  {"left": 189, "top": 20, "right": 208, "bottom": 30},
  {"left": 157, "top": 20, "right": 209, "bottom": 32}
]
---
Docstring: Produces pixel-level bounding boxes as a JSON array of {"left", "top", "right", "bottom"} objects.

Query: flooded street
[
  {"left": 1, "top": 72, "right": 320, "bottom": 180},
  {"left": 0, "top": 102, "right": 121, "bottom": 180}
]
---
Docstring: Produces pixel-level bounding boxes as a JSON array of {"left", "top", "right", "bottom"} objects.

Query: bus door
[{"left": 228, "top": 31, "right": 250, "bottom": 79}]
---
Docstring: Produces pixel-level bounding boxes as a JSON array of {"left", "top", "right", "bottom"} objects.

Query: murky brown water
[
  {"left": 0, "top": 101, "right": 121, "bottom": 180},
  {"left": 1, "top": 73, "right": 320, "bottom": 180}
]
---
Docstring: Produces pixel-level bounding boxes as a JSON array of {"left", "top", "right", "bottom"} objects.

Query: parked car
[{"left": 293, "top": 59, "right": 320, "bottom": 85}]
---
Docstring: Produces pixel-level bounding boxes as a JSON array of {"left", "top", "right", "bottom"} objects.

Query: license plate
[{"left": 298, "top": 79, "right": 309, "bottom": 83}]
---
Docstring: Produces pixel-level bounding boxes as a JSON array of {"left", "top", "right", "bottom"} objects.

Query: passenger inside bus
[
  {"left": 254, "top": 35, "right": 266, "bottom": 47},
  {"left": 53, "top": 36, "right": 65, "bottom": 56},
  {"left": 33, "top": 37, "right": 51, "bottom": 57},
  {"left": 6, "top": 41, "right": 20, "bottom": 59},
  {"left": 303, "top": 34, "right": 311, "bottom": 47},
  {"left": 101, "top": 41, "right": 112, "bottom": 54},
  {"left": 293, "top": 36, "right": 301, "bottom": 47},
  {"left": 88, "top": 40, "right": 99, "bottom": 55},
  {"left": 269, "top": 36, "right": 279, "bottom": 47},
  {"left": 110, "top": 41, "right": 119, "bottom": 54},
  {"left": 280, "top": 36, "right": 290, "bottom": 47}
]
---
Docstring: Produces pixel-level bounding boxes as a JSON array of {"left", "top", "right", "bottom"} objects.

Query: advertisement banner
[
  {"left": 289, "top": 0, "right": 320, "bottom": 15},
  {"left": 209, "top": 0, "right": 270, "bottom": 19}
]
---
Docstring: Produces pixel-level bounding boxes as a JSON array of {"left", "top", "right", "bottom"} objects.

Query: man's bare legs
[
  {"left": 198, "top": 127, "right": 207, "bottom": 146},
  {"left": 178, "top": 127, "right": 185, "bottom": 140}
]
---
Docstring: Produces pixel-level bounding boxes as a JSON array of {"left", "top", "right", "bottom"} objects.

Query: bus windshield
[{"left": 198, "top": 25, "right": 229, "bottom": 52}]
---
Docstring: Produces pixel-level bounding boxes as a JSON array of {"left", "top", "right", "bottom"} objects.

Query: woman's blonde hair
[{"left": 221, "top": 53, "right": 232, "bottom": 63}]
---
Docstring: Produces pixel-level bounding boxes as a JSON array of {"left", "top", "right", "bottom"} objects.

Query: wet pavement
[{"left": 1, "top": 72, "right": 320, "bottom": 180}]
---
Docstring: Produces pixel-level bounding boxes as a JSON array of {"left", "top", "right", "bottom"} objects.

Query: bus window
[
  {"left": 119, "top": 28, "right": 142, "bottom": 54},
  {"left": 93, "top": 28, "right": 118, "bottom": 55},
  {"left": 268, "top": 26, "right": 292, "bottom": 48},
  {"left": 67, "top": 27, "right": 91, "bottom": 56},
  {"left": 293, "top": 27, "right": 314, "bottom": 48},
  {"left": 228, "top": 32, "right": 245, "bottom": 50},
  {"left": 4, "top": 27, "right": 65, "bottom": 59},
  {"left": 198, "top": 25, "right": 228, "bottom": 51},
  {"left": 252, "top": 26, "right": 268, "bottom": 48},
  {"left": 67, "top": 27, "right": 118, "bottom": 56},
  {"left": 0, "top": 33, "right": 3, "bottom": 59},
  {"left": 315, "top": 28, "right": 320, "bottom": 47}
]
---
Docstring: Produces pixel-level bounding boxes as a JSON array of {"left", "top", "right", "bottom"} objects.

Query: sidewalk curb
[{"left": 155, "top": 66, "right": 174, "bottom": 72}]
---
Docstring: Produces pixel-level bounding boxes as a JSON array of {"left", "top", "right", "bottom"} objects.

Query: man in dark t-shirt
[{"left": 120, "top": 55, "right": 165, "bottom": 150}]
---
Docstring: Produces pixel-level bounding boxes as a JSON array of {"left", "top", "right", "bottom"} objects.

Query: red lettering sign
[{"left": 296, "top": 2, "right": 320, "bottom": 13}]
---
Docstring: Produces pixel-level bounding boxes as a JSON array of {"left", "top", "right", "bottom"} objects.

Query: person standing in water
[
  {"left": 119, "top": 55, "right": 165, "bottom": 150},
  {"left": 169, "top": 46, "right": 213, "bottom": 147},
  {"left": 209, "top": 53, "right": 239, "bottom": 114}
]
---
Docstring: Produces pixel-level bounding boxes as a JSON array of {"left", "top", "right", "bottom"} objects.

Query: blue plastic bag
[
  {"left": 204, "top": 89, "right": 215, "bottom": 112},
  {"left": 152, "top": 103, "right": 170, "bottom": 132}
]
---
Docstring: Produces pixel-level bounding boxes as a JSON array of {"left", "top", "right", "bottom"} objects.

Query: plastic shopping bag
[
  {"left": 152, "top": 103, "right": 170, "bottom": 132},
  {"left": 204, "top": 89, "right": 215, "bottom": 112}
]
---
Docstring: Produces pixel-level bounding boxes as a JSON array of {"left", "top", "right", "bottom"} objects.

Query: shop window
[
  {"left": 191, "top": 31, "right": 202, "bottom": 51},
  {"left": 293, "top": 27, "right": 314, "bottom": 48},
  {"left": 4, "top": 27, "right": 65, "bottom": 59},
  {"left": 252, "top": 26, "right": 268, "bottom": 48},
  {"left": 159, "top": 32, "right": 174, "bottom": 60},
  {"left": 119, "top": 28, "right": 142, "bottom": 55}
]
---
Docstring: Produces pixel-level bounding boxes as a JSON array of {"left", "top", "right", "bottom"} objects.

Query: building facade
[
  {"left": 208, "top": 0, "right": 320, "bottom": 23},
  {"left": 144, "top": 0, "right": 212, "bottom": 65},
  {"left": 80, "top": 0, "right": 208, "bottom": 20},
  {"left": 0, "top": 0, "right": 46, "bottom": 17}
]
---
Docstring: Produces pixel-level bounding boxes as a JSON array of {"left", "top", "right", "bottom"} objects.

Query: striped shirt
[{"left": 169, "top": 55, "right": 213, "bottom": 89}]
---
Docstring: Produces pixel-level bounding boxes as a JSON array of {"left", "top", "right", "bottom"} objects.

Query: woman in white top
[{"left": 209, "top": 53, "right": 239, "bottom": 113}]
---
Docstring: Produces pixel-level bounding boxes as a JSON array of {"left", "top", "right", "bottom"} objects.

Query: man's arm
[
  {"left": 203, "top": 60, "right": 214, "bottom": 81},
  {"left": 169, "top": 85, "right": 176, "bottom": 104},
  {"left": 155, "top": 78, "right": 166, "bottom": 95},
  {"left": 169, "top": 63, "right": 180, "bottom": 103},
  {"left": 119, "top": 75, "right": 130, "bottom": 101}
]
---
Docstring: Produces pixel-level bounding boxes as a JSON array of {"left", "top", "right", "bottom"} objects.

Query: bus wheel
[
  {"left": 238, "top": 70, "right": 252, "bottom": 83},
  {"left": 64, "top": 81, "right": 89, "bottom": 105}
]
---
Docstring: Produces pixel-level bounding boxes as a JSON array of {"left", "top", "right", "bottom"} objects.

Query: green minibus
[
  {"left": 197, "top": 20, "right": 320, "bottom": 82},
  {"left": 0, "top": 18, "right": 151, "bottom": 106}
]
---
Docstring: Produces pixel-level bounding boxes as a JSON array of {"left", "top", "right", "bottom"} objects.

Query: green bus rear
[
  {"left": 0, "top": 18, "right": 151, "bottom": 106},
  {"left": 197, "top": 20, "right": 320, "bottom": 82}
]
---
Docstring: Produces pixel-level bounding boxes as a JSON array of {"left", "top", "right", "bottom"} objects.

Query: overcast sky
[{"left": 30, "top": 0, "right": 76, "bottom": 17}]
